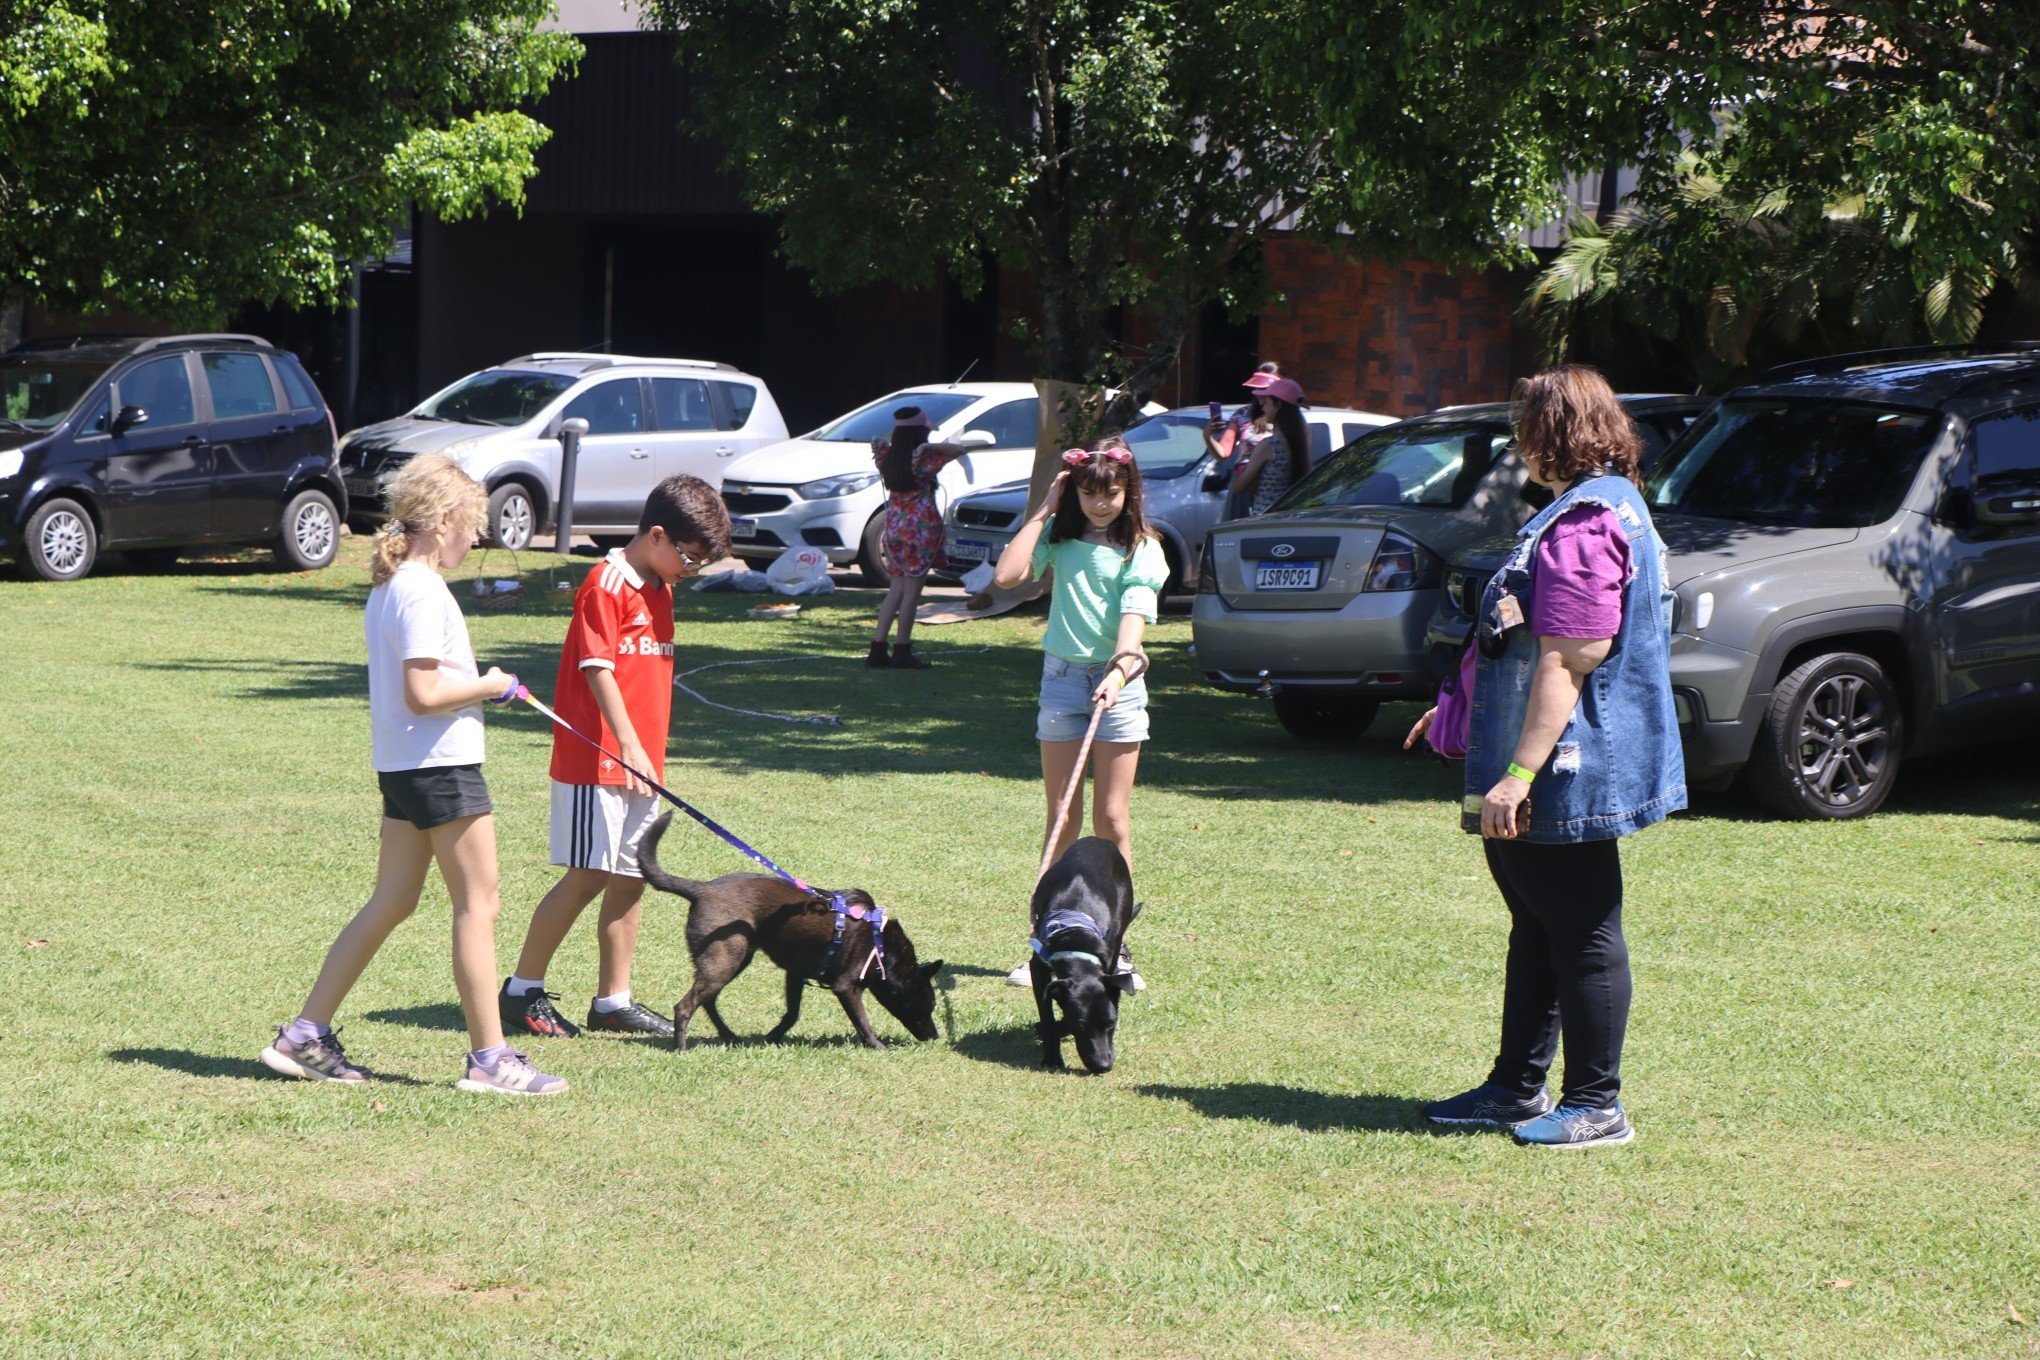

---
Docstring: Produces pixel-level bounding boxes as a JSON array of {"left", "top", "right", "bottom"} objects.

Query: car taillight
[
  {"left": 1197, "top": 535, "right": 1218, "bottom": 593},
  {"left": 1362, "top": 530, "right": 1442, "bottom": 593}
]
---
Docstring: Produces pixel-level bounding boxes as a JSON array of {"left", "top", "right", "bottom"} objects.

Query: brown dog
[{"left": 638, "top": 812, "right": 943, "bottom": 1051}]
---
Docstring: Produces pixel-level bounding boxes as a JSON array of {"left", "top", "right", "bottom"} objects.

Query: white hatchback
[
  {"left": 719, "top": 383, "right": 1163, "bottom": 583},
  {"left": 339, "top": 353, "right": 788, "bottom": 550}
]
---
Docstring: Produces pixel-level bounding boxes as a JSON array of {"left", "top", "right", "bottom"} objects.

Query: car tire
[
  {"left": 124, "top": 547, "right": 183, "bottom": 571},
  {"left": 276, "top": 489, "right": 341, "bottom": 571},
  {"left": 21, "top": 498, "right": 98, "bottom": 581},
  {"left": 1745, "top": 651, "right": 1904, "bottom": 820},
  {"left": 1271, "top": 690, "right": 1379, "bottom": 741},
  {"left": 487, "top": 481, "right": 538, "bottom": 551},
  {"left": 857, "top": 512, "right": 892, "bottom": 588}
]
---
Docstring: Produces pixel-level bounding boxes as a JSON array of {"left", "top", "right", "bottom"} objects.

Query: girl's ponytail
[
  {"left": 879, "top": 406, "right": 932, "bottom": 493},
  {"left": 367, "top": 453, "right": 487, "bottom": 589}
]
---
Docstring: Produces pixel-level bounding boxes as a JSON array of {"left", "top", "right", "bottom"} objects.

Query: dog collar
[{"left": 1028, "top": 935, "right": 1104, "bottom": 969}]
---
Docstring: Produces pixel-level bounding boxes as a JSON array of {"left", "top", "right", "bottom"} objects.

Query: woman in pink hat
[{"left": 1207, "top": 371, "right": 1312, "bottom": 520}]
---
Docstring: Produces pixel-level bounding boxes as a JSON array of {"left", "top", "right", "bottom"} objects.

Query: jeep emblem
[{"left": 1270, "top": 543, "right": 1295, "bottom": 558}]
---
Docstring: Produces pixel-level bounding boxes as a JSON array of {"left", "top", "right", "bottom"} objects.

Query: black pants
[{"left": 1483, "top": 837, "right": 1630, "bottom": 1108}]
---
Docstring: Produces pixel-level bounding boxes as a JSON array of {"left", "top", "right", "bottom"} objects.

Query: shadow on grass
[
  {"left": 950, "top": 1022, "right": 1047, "bottom": 1071},
  {"left": 1138, "top": 1082, "right": 1430, "bottom": 1134},
  {"left": 364, "top": 1003, "right": 466, "bottom": 1033},
  {"left": 109, "top": 1046, "right": 428, "bottom": 1087}
]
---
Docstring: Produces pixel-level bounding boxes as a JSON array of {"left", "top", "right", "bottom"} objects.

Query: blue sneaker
[
  {"left": 1422, "top": 1082, "right": 1554, "bottom": 1129},
  {"left": 1511, "top": 1101, "right": 1634, "bottom": 1149}
]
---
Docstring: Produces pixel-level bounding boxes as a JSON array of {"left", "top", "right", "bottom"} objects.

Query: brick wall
[{"left": 1260, "top": 237, "right": 1524, "bottom": 417}]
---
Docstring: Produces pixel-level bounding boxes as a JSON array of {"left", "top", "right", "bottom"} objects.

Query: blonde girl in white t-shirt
[{"left": 260, "top": 454, "right": 565, "bottom": 1096}]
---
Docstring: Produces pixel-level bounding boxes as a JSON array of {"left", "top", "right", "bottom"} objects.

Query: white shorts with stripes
[{"left": 549, "top": 780, "right": 662, "bottom": 878}]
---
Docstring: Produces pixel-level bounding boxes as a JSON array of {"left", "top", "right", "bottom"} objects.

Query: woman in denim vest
[{"left": 1406, "top": 365, "right": 1686, "bottom": 1149}]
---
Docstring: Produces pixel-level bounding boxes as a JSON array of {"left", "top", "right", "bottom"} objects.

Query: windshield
[
  {"left": 1275, "top": 419, "right": 1511, "bottom": 511},
  {"left": 0, "top": 355, "right": 106, "bottom": 431},
  {"left": 1646, "top": 399, "right": 1943, "bottom": 528},
  {"left": 415, "top": 371, "right": 574, "bottom": 426},
  {"left": 811, "top": 391, "right": 978, "bottom": 442},
  {"left": 1120, "top": 411, "right": 1221, "bottom": 475}
]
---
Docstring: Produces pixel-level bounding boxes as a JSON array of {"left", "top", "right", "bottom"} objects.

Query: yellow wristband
[{"left": 1506, "top": 761, "right": 1537, "bottom": 784}]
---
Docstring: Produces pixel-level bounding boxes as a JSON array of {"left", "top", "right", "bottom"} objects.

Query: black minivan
[{"left": 0, "top": 334, "right": 346, "bottom": 581}]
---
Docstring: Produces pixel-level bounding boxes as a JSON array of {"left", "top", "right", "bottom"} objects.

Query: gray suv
[{"left": 1427, "top": 346, "right": 2040, "bottom": 819}]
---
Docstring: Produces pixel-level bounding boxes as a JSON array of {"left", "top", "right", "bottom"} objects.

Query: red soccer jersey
[{"left": 549, "top": 549, "right": 675, "bottom": 786}]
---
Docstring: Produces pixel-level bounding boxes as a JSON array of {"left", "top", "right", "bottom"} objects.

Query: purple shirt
[{"left": 1525, "top": 505, "right": 1630, "bottom": 639}]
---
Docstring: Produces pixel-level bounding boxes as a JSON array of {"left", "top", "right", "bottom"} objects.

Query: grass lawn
[{"left": 3, "top": 538, "right": 2036, "bottom": 1359}]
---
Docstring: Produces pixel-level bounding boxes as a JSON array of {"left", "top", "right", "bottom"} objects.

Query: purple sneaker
[
  {"left": 456, "top": 1049, "right": 568, "bottom": 1097},
  {"left": 259, "top": 1027, "right": 369, "bottom": 1083}
]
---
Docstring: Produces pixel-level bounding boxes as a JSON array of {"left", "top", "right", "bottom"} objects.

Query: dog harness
[
  {"left": 816, "top": 893, "right": 888, "bottom": 983},
  {"left": 1029, "top": 904, "right": 1107, "bottom": 969}
]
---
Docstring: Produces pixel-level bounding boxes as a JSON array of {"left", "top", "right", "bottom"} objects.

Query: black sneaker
[
  {"left": 1422, "top": 1082, "right": 1554, "bottom": 1129},
  {"left": 499, "top": 980, "right": 581, "bottom": 1038},
  {"left": 585, "top": 1001, "right": 675, "bottom": 1037}
]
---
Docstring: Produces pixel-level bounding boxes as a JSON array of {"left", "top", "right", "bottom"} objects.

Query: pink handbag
[{"left": 1427, "top": 641, "right": 1476, "bottom": 760}]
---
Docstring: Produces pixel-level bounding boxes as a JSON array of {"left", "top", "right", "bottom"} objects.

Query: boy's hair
[
  {"left": 640, "top": 474, "right": 733, "bottom": 559},
  {"left": 1048, "top": 440, "right": 1154, "bottom": 557},
  {"left": 371, "top": 453, "right": 485, "bottom": 587}
]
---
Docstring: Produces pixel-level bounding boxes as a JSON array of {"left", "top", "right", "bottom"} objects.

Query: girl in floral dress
[{"left": 868, "top": 406, "right": 966, "bottom": 669}]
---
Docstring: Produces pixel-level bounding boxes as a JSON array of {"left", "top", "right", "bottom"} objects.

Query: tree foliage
[{"left": 0, "top": 2, "right": 581, "bottom": 325}]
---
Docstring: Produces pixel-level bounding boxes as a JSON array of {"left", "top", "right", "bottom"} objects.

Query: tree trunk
[{"left": 0, "top": 298, "right": 22, "bottom": 353}]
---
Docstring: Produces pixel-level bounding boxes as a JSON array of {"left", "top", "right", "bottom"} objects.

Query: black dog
[
  {"left": 1030, "top": 836, "right": 1141, "bottom": 1073},
  {"left": 638, "top": 813, "right": 943, "bottom": 1051}
]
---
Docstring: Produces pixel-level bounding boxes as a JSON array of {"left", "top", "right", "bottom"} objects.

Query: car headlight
[
  {"left": 439, "top": 438, "right": 481, "bottom": 464},
  {"left": 799, "top": 471, "right": 880, "bottom": 499},
  {"left": 1361, "top": 529, "right": 1443, "bottom": 593},
  {"left": 0, "top": 449, "right": 24, "bottom": 480}
]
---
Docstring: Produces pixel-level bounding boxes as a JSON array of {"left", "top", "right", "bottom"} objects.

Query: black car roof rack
[
  {"left": 132, "top": 332, "right": 273, "bottom": 354},
  {"left": 1751, "top": 341, "right": 2040, "bottom": 384}
]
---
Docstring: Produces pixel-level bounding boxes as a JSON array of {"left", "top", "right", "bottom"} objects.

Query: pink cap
[
  {"left": 1254, "top": 377, "right": 1305, "bottom": 405},
  {"left": 1243, "top": 371, "right": 1278, "bottom": 390}
]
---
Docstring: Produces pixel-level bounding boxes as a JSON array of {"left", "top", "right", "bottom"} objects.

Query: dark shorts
[{"left": 378, "top": 764, "right": 493, "bottom": 831}]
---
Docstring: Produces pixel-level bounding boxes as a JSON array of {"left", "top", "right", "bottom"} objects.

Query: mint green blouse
[{"left": 1029, "top": 534, "right": 1168, "bottom": 663}]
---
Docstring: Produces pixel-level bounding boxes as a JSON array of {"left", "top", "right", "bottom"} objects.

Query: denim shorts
[{"left": 1036, "top": 655, "right": 1150, "bottom": 743}]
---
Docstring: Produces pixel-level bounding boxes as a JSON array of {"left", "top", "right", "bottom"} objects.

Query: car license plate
[
  {"left": 948, "top": 538, "right": 991, "bottom": 562},
  {"left": 728, "top": 517, "right": 757, "bottom": 541},
  {"left": 345, "top": 476, "right": 380, "bottom": 499},
  {"left": 1255, "top": 562, "right": 1320, "bottom": 591}
]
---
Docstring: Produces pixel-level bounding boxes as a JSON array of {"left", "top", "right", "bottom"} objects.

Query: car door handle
[
  {"left": 715, "top": 445, "right": 734, "bottom": 456},
  {"left": 630, "top": 447, "right": 649, "bottom": 459},
  {"left": 182, "top": 434, "right": 204, "bottom": 446}
]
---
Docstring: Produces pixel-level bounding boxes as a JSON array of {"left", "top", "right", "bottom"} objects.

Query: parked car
[
  {"left": 1191, "top": 395, "right": 1706, "bottom": 739},
  {"left": 1425, "top": 346, "right": 2040, "bottom": 819},
  {"left": 718, "top": 384, "right": 1165, "bottom": 585},
  {"left": 341, "top": 353, "right": 786, "bottom": 551},
  {"left": 0, "top": 333, "right": 345, "bottom": 581},
  {"left": 940, "top": 404, "right": 1397, "bottom": 595}
]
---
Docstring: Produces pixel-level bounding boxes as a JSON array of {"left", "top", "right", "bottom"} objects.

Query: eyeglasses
[{"left": 675, "top": 547, "right": 706, "bottom": 575}]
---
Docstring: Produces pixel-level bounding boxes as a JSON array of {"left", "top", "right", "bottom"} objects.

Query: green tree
[{"left": 0, "top": 2, "right": 580, "bottom": 328}]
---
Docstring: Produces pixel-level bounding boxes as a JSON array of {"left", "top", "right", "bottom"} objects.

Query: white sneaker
[
  {"left": 1004, "top": 961, "right": 1033, "bottom": 987},
  {"left": 1116, "top": 947, "right": 1147, "bottom": 993},
  {"left": 455, "top": 1049, "right": 567, "bottom": 1096}
]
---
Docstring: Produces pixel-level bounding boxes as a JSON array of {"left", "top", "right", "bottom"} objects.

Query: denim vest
[{"left": 1462, "top": 474, "right": 1687, "bottom": 842}]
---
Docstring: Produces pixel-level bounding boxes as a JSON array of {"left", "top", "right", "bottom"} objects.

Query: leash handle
[{"left": 513, "top": 686, "right": 814, "bottom": 894}]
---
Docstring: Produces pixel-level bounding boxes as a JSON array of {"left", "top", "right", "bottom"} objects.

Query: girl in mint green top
[{"left": 993, "top": 443, "right": 1167, "bottom": 988}]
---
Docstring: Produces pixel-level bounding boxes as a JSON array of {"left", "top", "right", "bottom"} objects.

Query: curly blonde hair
[{"left": 369, "top": 454, "right": 487, "bottom": 586}]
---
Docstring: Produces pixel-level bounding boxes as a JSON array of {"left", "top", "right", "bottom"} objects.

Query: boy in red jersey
[{"left": 500, "top": 476, "right": 731, "bottom": 1038}]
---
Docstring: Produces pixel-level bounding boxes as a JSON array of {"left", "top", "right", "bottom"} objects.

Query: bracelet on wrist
[{"left": 1506, "top": 760, "right": 1537, "bottom": 784}]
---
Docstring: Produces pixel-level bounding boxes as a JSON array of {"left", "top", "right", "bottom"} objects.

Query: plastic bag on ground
[
  {"left": 960, "top": 561, "right": 996, "bottom": 595},
  {"left": 765, "top": 546, "right": 835, "bottom": 596}
]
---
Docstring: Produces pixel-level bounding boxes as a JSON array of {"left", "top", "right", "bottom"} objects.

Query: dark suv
[
  {"left": 1426, "top": 345, "right": 2040, "bottom": 819},
  {"left": 0, "top": 334, "right": 345, "bottom": 581}
]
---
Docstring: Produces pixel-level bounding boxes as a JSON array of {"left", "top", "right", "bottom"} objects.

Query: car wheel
[
  {"left": 1271, "top": 690, "right": 1379, "bottom": 741},
  {"left": 1745, "top": 651, "right": 1904, "bottom": 820},
  {"left": 486, "top": 482, "right": 538, "bottom": 551},
  {"left": 21, "top": 498, "right": 98, "bottom": 581},
  {"left": 857, "top": 513, "right": 892, "bottom": 588},
  {"left": 124, "top": 547, "right": 183, "bottom": 571},
  {"left": 276, "top": 489, "right": 341, "bottom": 571}
]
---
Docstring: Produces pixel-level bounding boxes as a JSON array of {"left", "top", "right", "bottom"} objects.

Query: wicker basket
[{"left": 467, "top": 548, "right": 525, "bottom": 611}]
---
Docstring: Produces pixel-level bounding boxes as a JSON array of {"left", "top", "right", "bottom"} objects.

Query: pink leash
[{"left": 1036, "top": 649, "right": 1150, "bottom": 883}]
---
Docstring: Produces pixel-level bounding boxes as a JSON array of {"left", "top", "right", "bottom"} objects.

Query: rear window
[
  {"left": 1275, "top": 419, "right": 1511, "bottom": 511},
  {"left": 1647, "top": 399, "right": 1943, "bottom": 528},
  {"left": 812, "top": 391, "right": 977, "bottom": 442},
  {"left": 277, "top": 359, "right": 323, "bottom": 412},
  {"left": 417, "top": 371, "right": 574, "bottom": 426},
  {"left": 710, "top": 380, "right": 758, "bottom": 430}
]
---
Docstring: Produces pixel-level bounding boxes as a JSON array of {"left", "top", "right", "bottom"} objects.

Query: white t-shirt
[{"left": 364, "top": 561, "right": 485, "bottom": 771}]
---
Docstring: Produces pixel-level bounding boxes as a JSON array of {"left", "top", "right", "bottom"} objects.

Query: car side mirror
[
  {"left": 111, "top": 405, "right": 149, "bottom": 435},
  {"left": 953, "top": 430, "right": 997, "bottom": 448},
  {"left": 1974, "top": 484, "right": 2040, "bottom": 527}
]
